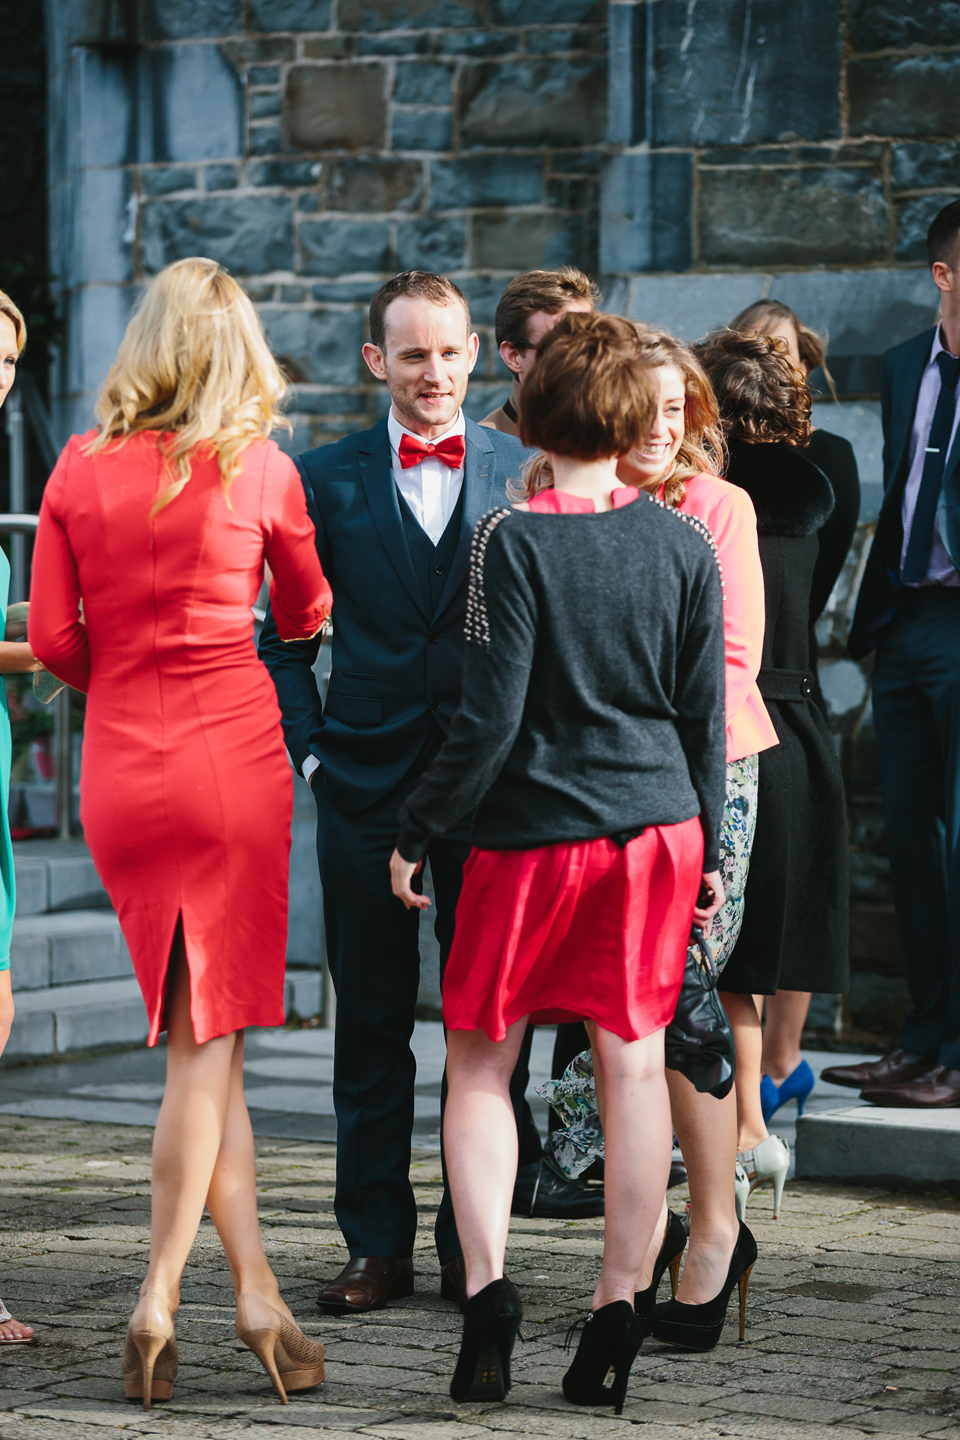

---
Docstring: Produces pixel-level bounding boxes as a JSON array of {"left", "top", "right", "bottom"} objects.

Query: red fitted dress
[
  {"left": 29, "top": 432, "right": 331, "bottom": 1045},
  {"left": 441, "top": 487, "right": 703, "bottom": 1043}
]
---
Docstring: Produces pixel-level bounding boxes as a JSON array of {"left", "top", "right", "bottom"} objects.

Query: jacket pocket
[{"left": 324, "top": 691, "right": 383, "bottom": 725}]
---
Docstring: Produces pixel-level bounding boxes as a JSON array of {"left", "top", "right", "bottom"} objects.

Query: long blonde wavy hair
[
  {"left": 86, "top": 257, "right": 290, "bottom": 512},
  {"left": 513, "top": 321, "right": 724, "bottom": 507}
]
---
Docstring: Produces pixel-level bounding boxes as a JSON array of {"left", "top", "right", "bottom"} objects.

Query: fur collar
[{"left": 724, "top": 438, "right": 834, "bottom": 538}]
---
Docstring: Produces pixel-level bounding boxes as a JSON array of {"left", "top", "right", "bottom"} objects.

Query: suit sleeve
[
  {"left": 28, "top": 444, "right": 92, "bottom": 692},
  {"left": 397, "top": 518, "right": 535, "bottom": 859},
  {"left": 257, "top": 456, "right": 330, "bottom": 775},
  {"left": 673, "top": 549, "right": 727, "bottom": 872}
]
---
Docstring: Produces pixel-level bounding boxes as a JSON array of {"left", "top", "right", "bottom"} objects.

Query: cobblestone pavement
[{"left": 1, "top": 1116, "right": 959, "bottom": 1440}]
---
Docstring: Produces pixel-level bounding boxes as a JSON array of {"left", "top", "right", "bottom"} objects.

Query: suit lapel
[
  {"left": 434, "top": 420, "right": 503, "bottom": 620},
  {"left": 356, "top": 421, "right": 430, "bottom": 620},
  {"left": 883, "top": 330, "right": 936, "bottom": 513}
]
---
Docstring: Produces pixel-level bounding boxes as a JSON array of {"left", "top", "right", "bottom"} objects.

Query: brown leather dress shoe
[
  {"left": 861, "top": 1065, "right": 960, "bottom": 1108},
  {"left": 820, "top": 1048, "right": 936, "bottom": 1090},
  {"left": 439, "top": 1256, "right": 467, "bottom": 1311},
  {"left": 316, "top": 1256, "right": 414, "bottom": 1314}
]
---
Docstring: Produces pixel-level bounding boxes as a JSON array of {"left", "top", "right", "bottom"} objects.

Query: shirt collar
[
  {"left": 387, "top": 407, "right": 465, "bottom": 458},
  {"left": 931, "top": 324, "right": 960, "bottom": 364}
]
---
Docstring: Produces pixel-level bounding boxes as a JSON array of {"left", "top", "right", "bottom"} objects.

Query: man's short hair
[
  {"left": 494, "top": 267, "right": 601, "bottom": 349},
  {"left": 369, "top": 271, "right": 471, "bottom": 350},
  {"left": 927, "top": 199, "right": 960, "bottom": 270},
  {"left": 520, "top": 311, "right": 656, "bottom": 461}
]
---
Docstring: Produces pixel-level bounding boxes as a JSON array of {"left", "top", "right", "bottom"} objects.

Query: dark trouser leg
[
  {"left": 872, "top": 593, "right": 960, "bottom": 1066},
  {"left": 315, "top": 781, "right": 423, "bottom": 1258}
]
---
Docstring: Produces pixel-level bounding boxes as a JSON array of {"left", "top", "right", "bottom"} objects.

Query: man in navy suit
[
  {"left": 830, "top": 200, "right": 960, "bottom": 1107},
  {"left": 260, "top": 272, "right": 596, "bottom": 1314}
]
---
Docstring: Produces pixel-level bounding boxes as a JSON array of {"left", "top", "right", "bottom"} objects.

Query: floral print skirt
[{"left": 537, "top": 754, "right": 760, "bottom": 1178}]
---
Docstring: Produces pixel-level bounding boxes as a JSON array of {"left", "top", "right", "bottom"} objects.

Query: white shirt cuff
[{"left": 302, "top": 754, "right": 321, "bottom": 785}]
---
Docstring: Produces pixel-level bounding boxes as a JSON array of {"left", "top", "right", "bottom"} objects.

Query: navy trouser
[
  {"left": 315, "top": 768, "right": 539, "bottom": 1263},
  {"left": 872, "top": 588, "right": 960, "bottom": 1071}
]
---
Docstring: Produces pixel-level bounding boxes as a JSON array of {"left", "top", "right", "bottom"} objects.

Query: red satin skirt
[{"left": 442, "top": 818, "right": 704, "bottom": 1043}]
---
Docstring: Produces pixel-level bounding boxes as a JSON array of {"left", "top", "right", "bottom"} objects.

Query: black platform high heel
[
  {"left": 562, "top": 1300, "right": 644, "bottom": 1416},
  {"left": 634, "top": 1210, "right": 687, "bottom": 1318},
  {"left": 646, "top": 1220, "right": 757, "bottom": 1352},
  {"left": 450, "top": 1278, "right": 523, "bottom": 1403}
]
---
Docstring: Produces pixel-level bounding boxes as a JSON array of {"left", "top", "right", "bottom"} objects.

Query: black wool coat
[{"left": 720, "top": 439, "right": 850, "bottom": 997}]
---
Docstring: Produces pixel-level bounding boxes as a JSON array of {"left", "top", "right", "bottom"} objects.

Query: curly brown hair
[{"left": 693, "top": 330, "right": 811, "bottom": 448}]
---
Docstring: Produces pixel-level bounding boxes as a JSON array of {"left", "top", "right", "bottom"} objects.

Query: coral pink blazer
[{"left": 673, "top": 473, "right": 778, "bottom": 763}]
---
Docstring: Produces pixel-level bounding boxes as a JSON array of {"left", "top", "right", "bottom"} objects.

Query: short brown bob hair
[
  {"left": 519, "top": 312, "right": 657, "bottom": 461},
  {"left": 693, "top": 330, "right": 811, "bottom": 448},
  {"left": 495, "top": 266, "right": 600, "bottom": 348},
  {"left": 369, "top": 271, "right": 471, "bottom": 350}
]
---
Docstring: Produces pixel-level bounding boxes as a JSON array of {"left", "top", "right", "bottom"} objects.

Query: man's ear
[
  {"left": 499, "top": 339, "right": 524, "bottom": 377},
  {"left": 362, "top": 342, "right": 387, "bottom": 380},
  {"left": 467, "top": 331, "right": 480, "bottom": 373}
]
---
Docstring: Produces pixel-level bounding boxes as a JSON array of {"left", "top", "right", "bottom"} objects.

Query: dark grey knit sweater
[{"left": 397, "top": 496, "right": 727, "bottom": 868}]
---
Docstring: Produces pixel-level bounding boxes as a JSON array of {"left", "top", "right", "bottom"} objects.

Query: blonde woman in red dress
[{"left": 29, "top": 259, "right": 332, "bottom": 1408}]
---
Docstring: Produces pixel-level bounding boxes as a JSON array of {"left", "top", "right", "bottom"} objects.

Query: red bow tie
[{"left": 398, "top": 432, "right": 466, "bottom": 471}]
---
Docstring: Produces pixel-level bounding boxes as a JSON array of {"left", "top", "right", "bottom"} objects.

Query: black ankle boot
[
  {"left": 634, "top": 1210, "right": 688, "bottom": 1317},
  {"left": 647, "top": 1220, "right": 757, "bottom": 1352},
  {"left": 562, "top": 1300, "right": 643, "bottom": 1415},
  {"left": 449, "top": 1278, "right": 523, "bottom": 1402}
]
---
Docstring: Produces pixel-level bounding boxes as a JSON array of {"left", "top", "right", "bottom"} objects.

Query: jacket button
[
  {"left": 801, "top": 677, "right": 812, "bottom": 697},
  {"left": 430, "top": 698, "right": 441, "bottom": 711},
  {"left": 434, "top": 565, "right": 445, "bottom": 576},
  {"left": 429, "top": 629, "right": 440, "bottom": 643}
]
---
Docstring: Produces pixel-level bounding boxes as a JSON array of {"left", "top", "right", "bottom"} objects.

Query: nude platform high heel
[
  {"left": 736, "top": 1134, "right": 790, "bottom": 1219},
  {"left": 235, "top": 1294, "right": 326, "bottom": 1403},
  {"left": 122, "top": 1290, "right": 178, "bottom": 1408}
]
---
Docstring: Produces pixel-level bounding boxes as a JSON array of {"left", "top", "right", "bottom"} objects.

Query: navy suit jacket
[
  {"left": 849, "top": 327, "right": 960, "bottom": 658},
  {"left": 258, "top": 416, "right": 529, "bottom": 812}
]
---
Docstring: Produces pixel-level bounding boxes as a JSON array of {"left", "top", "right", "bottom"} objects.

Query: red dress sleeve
[
  {"left": 28, "top": 441, "right": 92, "bottom": 693},
  {"left": 260, "top": 447, "right": 332, "bottom": 640}
]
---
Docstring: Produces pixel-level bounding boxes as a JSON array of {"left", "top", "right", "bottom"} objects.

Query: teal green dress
[{"left": 0, "top": 550, "right": 15, "bottom": 972}]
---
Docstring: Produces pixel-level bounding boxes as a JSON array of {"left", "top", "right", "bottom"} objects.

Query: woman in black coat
[{"left": 696, "top": 331, "right": 850, "bottom": 1206}]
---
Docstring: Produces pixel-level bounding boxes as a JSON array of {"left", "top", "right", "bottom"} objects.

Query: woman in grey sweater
[{"left": 389, "top": 313, "right": 742, "bottom": 1413}]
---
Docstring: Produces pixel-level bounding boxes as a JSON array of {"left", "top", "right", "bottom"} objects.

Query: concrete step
[
  {"left": 11, "top": 910, "right": 133, "bottom": 992},
  {"left": 13, "top": 839, "right": 109, "bottom": 916},
  {"left": 5, "top": 968, "right": 324, "bottom": 1062},
  {"left": 795, "top": 1105, "right": 960, "bottom": 1192}
]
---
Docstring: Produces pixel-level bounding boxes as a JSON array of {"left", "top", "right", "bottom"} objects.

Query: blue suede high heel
[{"left": 760, "top": 1059, "right": 814, "bottom": 1123}]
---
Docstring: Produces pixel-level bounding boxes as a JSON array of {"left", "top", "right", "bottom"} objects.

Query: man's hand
[
  {"left": 693, "top": 869, "right": 725, "bottom": 935},
  {"left": 390, "top": 850, "right": 430, "bottom": 910}
]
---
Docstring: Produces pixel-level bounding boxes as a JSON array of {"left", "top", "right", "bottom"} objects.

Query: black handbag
[{"left": 663, "top": 925, "right": 736, "bottom": 1100}]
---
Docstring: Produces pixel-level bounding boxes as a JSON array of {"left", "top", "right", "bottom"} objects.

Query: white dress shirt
[
  {"left": 900, "top": 325, "right": 960, "bottom": 587},
  {"left": 302, "top": 408, "right": 467, "bottom": 785}
]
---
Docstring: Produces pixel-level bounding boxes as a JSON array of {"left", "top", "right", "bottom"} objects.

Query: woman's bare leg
[
  {"left": 720, "top": 992, "right": 768, "bottom": 1152},
  {"left": 761, "top": 990, "right": 811, "bottom": 1084},
  {"left": 444, "top": 1020, "right": 529, "bottom": 1299},
  {"left": 589, "top": 1025, "right": 672, "bottom": 1310},
  {"left": 140, "top": 936, "right": 236, "bottom": 1308},
  {"left": 666, "top": 1068, "right": 740, "bottom": 1303}
]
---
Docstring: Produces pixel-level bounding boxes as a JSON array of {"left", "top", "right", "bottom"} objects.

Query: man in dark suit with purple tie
[{"left": 830, "top": 200, "right": 960, "bottom": 1107}]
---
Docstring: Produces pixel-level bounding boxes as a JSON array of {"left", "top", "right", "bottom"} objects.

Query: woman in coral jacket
[{"left": 29, "top": 259, "right": 332, "bottom": 1408}]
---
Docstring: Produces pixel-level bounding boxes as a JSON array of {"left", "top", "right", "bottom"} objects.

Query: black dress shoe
[
  {"left": 862, "top": 1065, "right": 960, "bottom": 1107},
  {"left": 511, "top": 1154, "right": 604, "bottom": 1219},
  {"left": 316, "top": 1256, "right": 414, "bottom": 1313},
  {"left": 820, "top": 1048, "right": 935, "bottom": 1090}
]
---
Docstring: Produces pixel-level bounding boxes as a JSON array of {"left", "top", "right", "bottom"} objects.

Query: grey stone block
[
  {"left": 459, "top": 59, "right": 606, "bottom": 149},
  {"left": 249, "top": 64, "right": 282, "bottom": 85},
  {"left": 140, "top": 166, "right": 197, "bottom": 198},
  {"left": 848, "top": 0, "right": 960, "bottom": 51},
  {"left": 849, "top": 55, "right": 960, "bottom": 139},
  {"left": 249, "top": 0, "right": 333, "bottom": 29},
  {"left": 421, "top": 29, "right": 517, "bottom": 55},
  {"left": 76, "top": 168, "right": 134, "bottom": 286},
  {"left": 699, "top": 166, "right": 887, "bottom": 267},
  {"left": 645, "top": 0, "right": 842, "bottom": 147},
  {"left": 457, "top": 275, "right": 506, "bottom": 329},
  {"left": 148, "top": 0, "right": 243, "bottom": 39},
  {"left": 396, "top": 216, "right": 466, "bottom": 271},
  {"left": 600, "top": 152, "right": 692, "bottom": 274},
  {"left": 393, "top": 62, "right": 453, "bottom": 106},
  {"left": 472, "top": 211, "right": 583, "bottom": 271},
  {"left": 772, "top": 270, "right": 936, "bottom": 360},
  {"left": 300, "top": 219, "right": 391, "bottom": 276},
  {"left": 222, "top": 37, "right": 296, "bottom": 66},
  {"left": 339, "top": 0, "right": 484, "bottom": 28},
  {"left": 492, "top": 0, "right": 601, "bottom": 17},
  {"left": 896, "top": 195, "right": 952, "bottom": 263},
  {"left": 56, "top": 993, "right": 148, "bottom": 1054},
  {"left": 892, "top": 142, "right": 960, "bottom": 193},
  {"left": 150, "top": 44, "right": 243, "bottom": 164},
  {"left": 286, "top": 63, "right": 387, "bottom": 151},
  {"left": 391, "top": 109, "right": 453, "bottom": 152},
  {"left": 249, "top": 122, "right": 283, "bottom": 156},
  {"left": 141, "top": 195, "right": 295, "bottom": 276},
  {"left": 796, "top": 1108, "right": 960, "bottom": 1191},
  {"left": 14, "top": 860, "right": 47, "bottom": 917},
  {"left": 18, "top": 912, "right": 130, "bottom": 986},
  {"left": 286, "top": 969, "right": 322, "bottom": 1018},
  {"left": 249, "top": 159, "right": 322, "bottom": 188},
  {"left": 524, "top": 25, "right": 597, "bottom": 54},
  {"left": 328, "top": 158, "right": 424, "bottom": 213},
  {"left": 204, "top": 163, "right": 240, "bottom": 190},
  {"left": 259, "top": 306, "right": 365, "bottom": 385},
  {"left": 4, "top": 1008, "right": 54, "bottom": 1060},
  {"left": 251, "top": 91, "right": 282, "bottom": 119},
  {"left": 76, "top": 50, "right": 137, "bottom": 170},
  {"left": 9, "top": 932, "right": 49, "bottom": 992},
  {"left": 611, "top": 271, "right": 776, "bottom": 341},
  {"left": 431, "top": 156, "right": 545, "bottom": 210}
]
